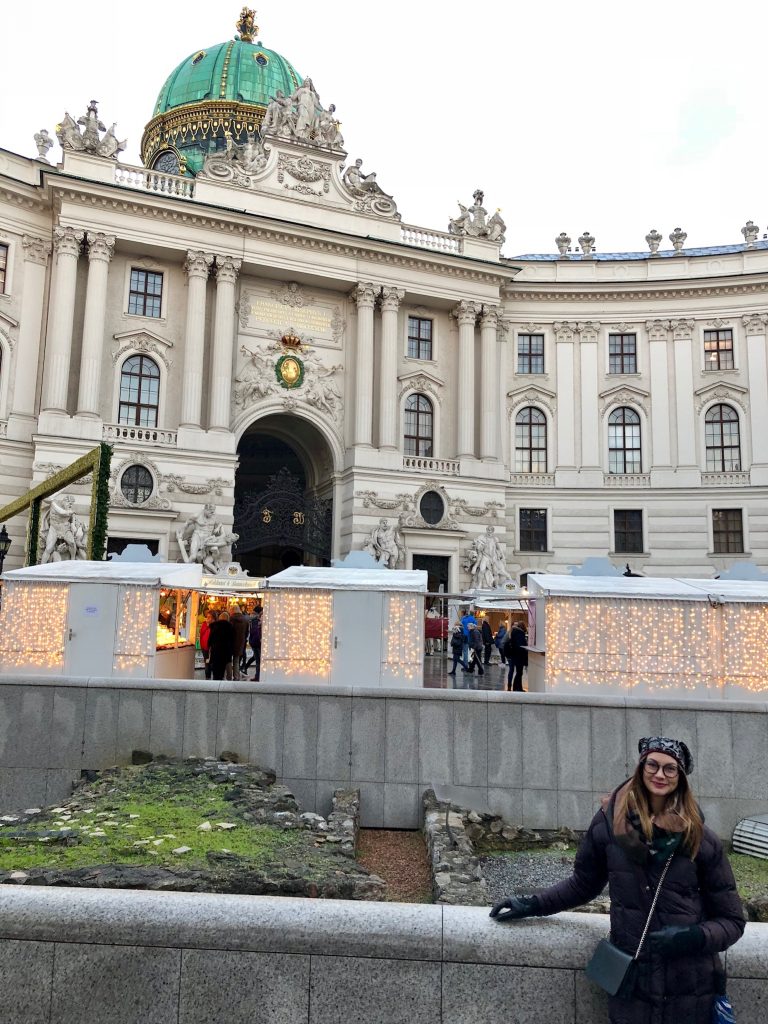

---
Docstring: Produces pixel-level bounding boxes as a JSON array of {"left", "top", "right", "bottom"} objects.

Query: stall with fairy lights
[
  {"left": 0, "top": 561, "right": 202, "bottom": 679},
  {"left": 526, "top": 574, "right": 768, "bottom": 699},
  {"left": 262, "top": 566, "right": 428, "bottom": 687}
]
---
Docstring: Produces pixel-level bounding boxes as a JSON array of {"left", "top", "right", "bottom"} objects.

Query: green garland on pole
[
  {"left": 88, "top": 442, "right": 113, "bottom": 561},
  {"left": 26, "top": 498, "right": 41, "bottom": 568}
]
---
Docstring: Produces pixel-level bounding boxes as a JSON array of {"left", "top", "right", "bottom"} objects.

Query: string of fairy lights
[
  {"left": 545, "top": 596, "right": 768, "bottom": 693},
  {"left": 0, "top": 581, "right": 69, "bottom": 669},
  {"left": 263, "top": 589, "right": 333, "bottom": 680},
  {"left": 112, "top": 585, "right": 157, "bottom": 676},
  {"left": 382, "top": 593, "right": 422, "bottom": 682}
]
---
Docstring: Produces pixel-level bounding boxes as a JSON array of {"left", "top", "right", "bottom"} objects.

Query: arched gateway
[{"left": 233, "top": 414, "right": 336, "bottom": 577}]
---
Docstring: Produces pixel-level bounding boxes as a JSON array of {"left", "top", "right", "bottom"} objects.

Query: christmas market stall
[
  {"left": 526, "top": 574, "right": 768, "bottom": 699},
  {"left": 262, "top": 566, "right": 428, "bottom": 687},
  {"left": 0, "top": 560, "right": 202, "bottom": 679}
]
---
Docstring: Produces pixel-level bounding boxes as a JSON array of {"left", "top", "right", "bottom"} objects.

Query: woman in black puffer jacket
[{"left": 490, "top": 736, "right": 745, "bottom": 1024}]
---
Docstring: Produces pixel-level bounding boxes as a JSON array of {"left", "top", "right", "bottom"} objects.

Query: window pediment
[
  {"left": 599, "top": 384, "right": 649, "bottom": 415},
  {"left": 694, "top": 381, "right": 749, "bottom": 414},
  {"left": 112, "top": 328, "right": 173, "bottom": 369}
]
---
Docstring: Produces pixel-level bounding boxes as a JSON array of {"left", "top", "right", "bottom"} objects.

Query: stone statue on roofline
[
  {"left": 260, "top": 77, "right": 345, "bottom": 151},
  {"left": 198, "top": 132, "right": 269, "bottom": 185},
  {"left": 449, "top": 189, "right": 506, "bottom": 243},
  {"left": 341, "top": 158, "right": 399, "bottom": 218},
  {"left": 55, "top": 100, "right": 126, "bottom": 161}
]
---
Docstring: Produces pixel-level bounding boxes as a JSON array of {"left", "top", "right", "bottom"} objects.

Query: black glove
[
  {"left": 489, "top": 895, "right": 540, "bottom": 921},
  {"left": 648, "top": 924, "right": 705, "bottom": 958}
]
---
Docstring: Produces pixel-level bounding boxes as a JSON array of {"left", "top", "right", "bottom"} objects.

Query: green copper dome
[
  {"left": 153, "top": 39, "right": 301, "bottom": 116},
  {"left": 141, "top": 9, "right": 302, "bottom": 177}
]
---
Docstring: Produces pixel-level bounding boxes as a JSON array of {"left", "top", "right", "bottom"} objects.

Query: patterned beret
[{"left": 638, "top": 736, "right": 694, "bottom": 775}]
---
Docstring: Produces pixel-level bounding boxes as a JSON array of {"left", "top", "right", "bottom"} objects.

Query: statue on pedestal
[
  {"left": 56, "top": 100, "right": 126, "bottom": 160},
  {"left": 465, "top": 525, "right": 509, "bottom": 589},
  {"left": 40, "top": 495, "right": 88, "bottom": 563},
  {"left": 177, "top": 504, "right": 238, "bottom": 574},
  {"left": 34, "top": 129, "right": 53, "bottom": 161},
  {"left": 363, "top": 519, "right": 404, "bottom": 568},
  {"left": 448, "top": 190, "right": 505, "bottom": 242}
]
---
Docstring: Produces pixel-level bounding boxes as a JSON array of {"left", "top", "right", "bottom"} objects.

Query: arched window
[
  {"left": 705, "top": 404, "right": 741, "bottom": 472},
  {"left": 118, "top": 355, "right": 160, "bottom": 427},
  {"left": 515, "top": 406, "right": 547, "bottom": 473},
  {"left": 608, "top": 407, "right": 641, "bottom": 474},
  {"left": 404, "top": 393, "right": 433, "bottom": 456}
]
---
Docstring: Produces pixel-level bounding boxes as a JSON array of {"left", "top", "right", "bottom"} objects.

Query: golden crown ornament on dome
[{"left": 236, "top": 7, "right": 258, "bottom": 42}]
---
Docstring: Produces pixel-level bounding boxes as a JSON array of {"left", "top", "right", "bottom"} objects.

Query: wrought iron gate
[{"left": 233, "top": 467, "right": 332, "bottom": 561}]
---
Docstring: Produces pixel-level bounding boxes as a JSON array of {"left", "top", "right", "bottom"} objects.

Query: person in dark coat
[
  {"left": 481, "top": 618, "right": 494, "bottom": 664},
  {"left": 466, "top": 623, "right": 484, "bottom": 676},
  {"left": 229, "top": 606, "right": 249, "bottom": 680},
  {"left": 503, "top": 621, "right": 527, "bottom": 691},
  {"left": 448, "top": 624, "right": 465, "bottom": 676},
  {"left": 245, "top": 606, "right": 263, "bottom": 680},
  {"left": 199, "top": 610, "right": 216, "bottom": 680},
  {"left": 490, "top": 736, "right": 745, "bottom": 1024},
  {"left": 208, "top": 610, "right": 235, "bottom": 681}
]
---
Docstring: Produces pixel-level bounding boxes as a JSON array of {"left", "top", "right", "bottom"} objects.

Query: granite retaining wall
[
  {"left": 0, "top": 886, "right": 766, "bottom": 1024},
  {"left": 1, "top": 674, "right": 767, "bottom": 837}
]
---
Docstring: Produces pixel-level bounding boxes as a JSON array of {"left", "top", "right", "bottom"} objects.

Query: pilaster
[
  {"left": 208, "top": 255, "right": 241, "bottom": 432},
  {"left": 7, "top": 235, "right": 51, "bottom": 440},
  {"left": 479, "top": 305, "right": 499, "bottom": 461},
  {"left": 180, "top": 250, "right": 214, "bottom": 429},
  {"left": 75, "top": 232, "right": 116, "bottom": 418},
  {"left": 378, "top": 286, "right": 404, "bottom": 450},
  {"left": 352, "top": 282, "right": 378, "bottom": 447},
  {"left": 743, "top": 313, "right": 768, "bottom": 483},
  {"left": 41, "top": 225, "right": 83, "bottom": 415},
  {"left": 453, "top": 300, "right": 479, "bottom": 458}
]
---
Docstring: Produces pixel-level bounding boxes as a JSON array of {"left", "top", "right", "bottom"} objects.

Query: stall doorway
[{"left": 234, "top": 416, "right": 334, "bottom": 577}]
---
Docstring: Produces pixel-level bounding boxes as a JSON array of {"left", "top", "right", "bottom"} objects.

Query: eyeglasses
[{"left": 643, "top": 758, "right": 679, "bottom": 779}]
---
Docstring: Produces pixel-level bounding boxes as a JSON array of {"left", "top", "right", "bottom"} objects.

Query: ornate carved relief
[
  {"left": 356, "top": 491, "right": 414, "bottom": 512},
  {"left": 352, "top": 281, "right": 379, "bottom": 307},
  {"left": 184, "top": 250, "right": 214, "bottom": 279},
  {"left": 645, "top": 319, "right": 670, "bottom": 341},
  {"left": 22, "top": 234, "right": 51, "bottom": 266},
  {"left": 451, "top": 300, "right": 480, "bottom": 326},
  {"left": 669, "top": 319, "right": 696, "bottom": 340},
  {"left": 277, "top": 153, "right": 332, "bottom": 196},
  {"left": 109, "top": 454, "right": 171, "bottom": 510},
  {"left": 694, "top": 384, "right": 749, "bottom": 415},
  {"left": 507, "top": 386, "right": 557, "bottom": 417},
  {"left": 162, "top": 475, "right": 229, "bottom": 497},
  {"left": 399, "top": 481, "right": 460, "bottom": 531},
  {"left": 553, "top": 321, "right": 577, "bottom": 343},
  {"left": 397, "top": 373, "right": 443, "bottom": 404},
  {"left": 86, "top": 232, "right": 116, "bottom": 263},
  {"left": 234, "top": 338, "right": 343, "bottom": 420},
  {"left": 341, "top": 159, "right": 399, "bottom": 218},
  {"left": 450, "top": 498, "right": 505, "bottom": 519},
  {"left": 610, "top": 322, "right": 636, "bottom": 334},
  {"left": 599, "top": 387, "right": 649, "bottom": 417},
  {"left": 705, "top": 318, "right": 731, "bottom": 329},
  {"left": 53, "top": 226, "right": 84, "bottom": 259},
  {"left": 112, "top": 330, "right": 173, "bottom": 369},
  {"left": 517, "top": 322, "right": 543, "bottom": 334}
]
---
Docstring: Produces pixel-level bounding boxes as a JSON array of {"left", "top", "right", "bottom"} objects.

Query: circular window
[
  {"left": 121, "top": 465, "right": 153, "bottom": 506},
  {"left": 254, "top": 52, "right": 269, "bottom": 66},
  {"left": 419, "top": 490, "right": 444, "bottom": 526}
]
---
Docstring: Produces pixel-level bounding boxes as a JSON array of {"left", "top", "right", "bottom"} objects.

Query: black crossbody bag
[{"left": 585, "top": 853, "right": 674, "bottom": 999}]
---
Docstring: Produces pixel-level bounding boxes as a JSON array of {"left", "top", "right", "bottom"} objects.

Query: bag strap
[{"left": 633, "top": 853, "right": 674, "bottom": 960}]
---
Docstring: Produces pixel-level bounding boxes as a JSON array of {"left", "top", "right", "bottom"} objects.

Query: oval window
[
  {"left": 419, "top": 491, "right": 444, "bottom": 526},
  {"left": 121, "top": 465, "right": 153, "bottom": 505}
]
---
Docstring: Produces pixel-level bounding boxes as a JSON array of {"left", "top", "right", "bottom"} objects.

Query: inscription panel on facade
[{"left": 239, "top": 281, "right": 346, "bottom": 349}]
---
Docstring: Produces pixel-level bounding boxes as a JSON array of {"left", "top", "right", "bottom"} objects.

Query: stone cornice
[
  {"left": 48, "top": 181, "right": 510, "bottom": 286},
  {"left": 507, "top": 279, "right": 768, "bottom": 302}
]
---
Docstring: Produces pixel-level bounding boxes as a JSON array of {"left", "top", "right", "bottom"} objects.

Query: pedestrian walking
[
  {"left": 481, "top": 618, "right": 494, "bottom": 664},
  {"left": 503, "top": 620, "right": 527, "bottom": 691},
  {"left": 448, "top": 624, "right": 464, "bottom": 676},
  {"left": 466, "top": 622, "right": 484, "bottom": 676},
  {"left": 490, "top": 736, "right": 745, "bottom": 1024},
  {"left": 207, "top": 610, "right": 235, "bottom": 681},
  {"left": 495, "top": 621, "right": 508, "bottom": 664},
  {"left": 199, "top": 609, "right": 216, "bottom": 680}
]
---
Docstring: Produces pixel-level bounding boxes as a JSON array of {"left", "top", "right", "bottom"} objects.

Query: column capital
[
  {"left": 669, "top": 318, "right": 695, "bottom": 341},
  {"left": 215, "top": 255, "right": 242, "bottom": 284},
  {"left": 645, "top": 318, "right": 671, "bottom": 341},
  {"left": 553, "top": 320, "right": 577, "bottom": 343},
  {"left": 451, "top": 299, "right": 480, "bottom": 326},
  {"left": 22, "top": 234, "right": 51, "bottom": 266},
  {"left": 480, "top": 304, "right": 500, "bottom": 329},
  {"left": 185, "top": 250, "right": 215, "bottom": 279},
  {"left": 742, "top": 312, "right": 768, "bottom": 336},
  {"left": 380, "top": 286, "right": 405, "bottom": 312},
  {"left": 576, "top": 320, "right": 600, "bottom": 342},
  {"left": 86, "top": 231, "right": 116, "bottom": 263},
  {"left": 351, "top": 281, "right": 379, "bottom": 308},
  {"left": 53, "top": 225, "right": 84, "bottom": 259}
]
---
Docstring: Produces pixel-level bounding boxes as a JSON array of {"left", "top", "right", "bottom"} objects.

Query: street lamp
[{"left": 0, "top": 524, "right": 11, "bottom": 576}]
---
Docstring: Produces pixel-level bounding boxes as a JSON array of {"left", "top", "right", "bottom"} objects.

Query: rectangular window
[
  {"left": 407, "top": 316, "right": 433, "bottom": 360},
  {"left": 712, "top": 508, "right": 744, "bottom": 554},
  {"left": 0, "top": 243, "right": 8, "bottom": 294},
  {"left": 704, "top": 329, "right": 734, "bottom": 371},
  {"left": 517, "top": 334, "right": 545, "bottom": 374},
  {"left": 608, "top": 333, "right": 637, "bottom": 374},
  {"left": 128, "top": 268, "right": 163, "bottom": 318},
  {"left": 519, "top": 508, "right": 547, "bottom": 552},
  {"left": 614, "top": 510, "right": 644, "bottom": 554}
]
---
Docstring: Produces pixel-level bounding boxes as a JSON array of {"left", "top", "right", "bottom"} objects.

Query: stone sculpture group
[
  {"left": 39, "top": 494, "right": 88, "bottom": 563},
  {"left": 465, "top": 525, "right": 509, "bottom": 590},
  {"left": 55, "top": 100, "right": 126, "bottom": 160},
  {"left": 176, "top": 504, "right": 238, "bottom": 575},
  {"left": 363, "top": 519, "right": 405, "bottom": 569},
  {"left": 449, "top": 190, "right": 506, "bottom": 243}
]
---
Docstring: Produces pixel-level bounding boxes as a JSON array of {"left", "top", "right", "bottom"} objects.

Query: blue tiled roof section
[{"left": 507, "top": 239, "right": 768, "bottom": 261}]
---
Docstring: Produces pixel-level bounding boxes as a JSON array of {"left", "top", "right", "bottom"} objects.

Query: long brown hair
[{"left": 616, "top": 761, "right": 704, "bottom": 859}]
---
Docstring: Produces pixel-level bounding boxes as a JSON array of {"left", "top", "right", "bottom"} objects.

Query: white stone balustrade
[
  {"left": 114, "top": 165, "right": 195, "bottom": 199},
  {"left": 603, "top": 472, "right": 652, "bottom": 487},
  {"left": 103, "top": 423, "right": 178, "bottom": 446},
  {"left": 701, "top": 471, "right": 750, "bottom": 487},
  {"left": 403, "top": 455, "right": 460, "bottom": 475},
  {"left": 400, "top": 224, "right": 463, "bottom": 254},
  {"left": 509, "top": 472, "right": 555, "bottom": 487}
]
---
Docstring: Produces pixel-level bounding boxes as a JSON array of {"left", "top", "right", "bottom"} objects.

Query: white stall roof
[
  {"left": 2, "top": 561, "right": 202, "bottom": 588},
  {"left": 527, "top": 574, "right": 768, "bottom": 603},
  {"left": 267, "top": 566, "right": 428, "bottom": 592}
]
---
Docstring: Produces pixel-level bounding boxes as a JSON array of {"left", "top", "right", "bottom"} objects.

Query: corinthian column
[
  {"left": 208, "top": 255, "right": 241, "bottom": 431},
  {"left": 10, "top": 236, "right": 51, "bottom": 423},
  {"left": 180, "top": 250, "right": 214, "bottom": 428},
  {"left": 42, "top": 226, "right": 84, "bottom": 412},
  {"left": 353, "top": 282, "right": 378, "bottom": 447},
  {"left": 378, "top": 286, "right": 404, "bottom": 449},
  {"left": 480, "top": 305, "right": 499, "bottom": 460},
  {"left": 76, "top": 232, "right": 116, "bottom": 417},
  {"left": 453, "top": 300, "right": 479, "bottom": 457}
]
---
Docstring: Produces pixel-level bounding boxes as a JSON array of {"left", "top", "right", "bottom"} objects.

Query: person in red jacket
[{"left": 199, "top": 610, "right": 216, "bottom": 679}]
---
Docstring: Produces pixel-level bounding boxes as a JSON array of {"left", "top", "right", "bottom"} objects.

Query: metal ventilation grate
[{"left": 733, "top": 814, "right": 768, "bottom": 860}]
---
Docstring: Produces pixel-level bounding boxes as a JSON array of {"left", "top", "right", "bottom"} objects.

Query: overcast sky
[{"left": 2, "top": 1, "right": 766, "bottom": 257}]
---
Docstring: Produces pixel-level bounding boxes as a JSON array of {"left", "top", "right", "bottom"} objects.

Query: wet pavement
[{"left": 421, "top": 649, "right": 526, "bottom": 691}]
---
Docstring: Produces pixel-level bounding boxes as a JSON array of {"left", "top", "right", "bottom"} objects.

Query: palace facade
[{"left": 1, "top": 12, "right": 767, "bottom": 586}]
